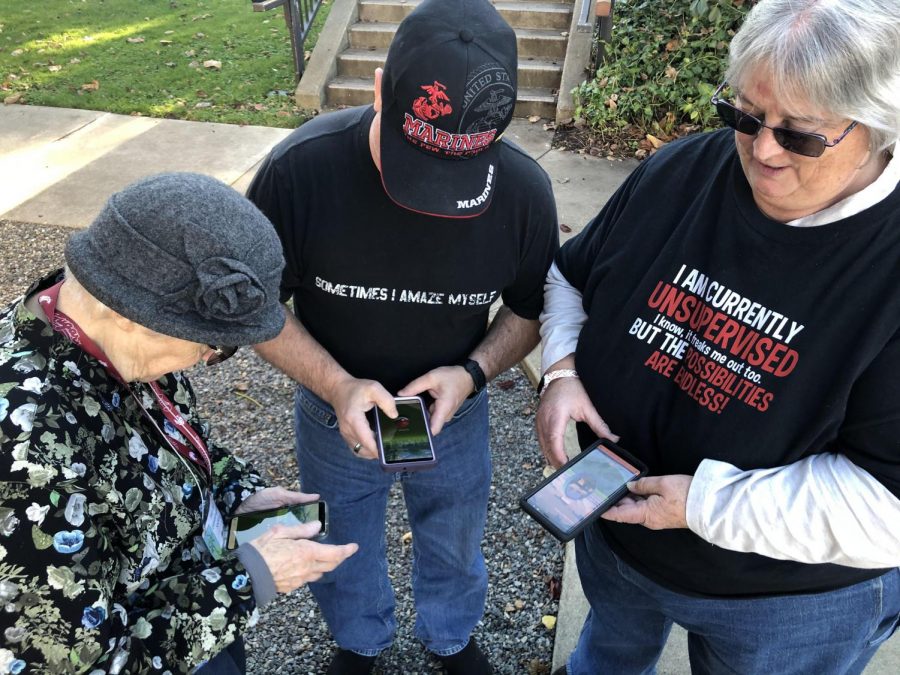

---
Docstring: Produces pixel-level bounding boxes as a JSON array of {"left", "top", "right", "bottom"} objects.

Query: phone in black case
[{"left": 520, "top": 440, "right": 647, "bottom": 542}]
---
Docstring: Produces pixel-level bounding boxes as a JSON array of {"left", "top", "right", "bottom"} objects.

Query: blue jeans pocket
[
  {"left": 449, "top": 389, "right": 487, "bottom": 423},
  {"left": 867, "top": 611, "right": 900, "bottom": 648},
  {"left": 296, "top": 388, "right": 338, "bottom": 429}
]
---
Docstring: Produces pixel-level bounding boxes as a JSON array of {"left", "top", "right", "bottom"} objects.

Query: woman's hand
[
  {"left": 601, "top": 475, "right": 693, "bottom": 530},
  {"left": 250, "top": 526, "right": 358, "bottom": 592},
  {"left": 536, "top": 376, "right": 618, "bottom": 468},
  {"left": 234, "top": 486, "right": 318, "bottom": 515}
]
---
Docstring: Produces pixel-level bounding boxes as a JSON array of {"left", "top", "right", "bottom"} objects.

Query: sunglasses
[
  {"left": 711, "top": 82, "right": 858, "bottom": 158},
  {"left": 206, "top": 344, "right": 238, "bottom": 366}
]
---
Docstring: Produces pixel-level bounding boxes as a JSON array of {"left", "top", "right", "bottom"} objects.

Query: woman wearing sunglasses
[
  {"left": 538, "top": 1, "right": 899, "bottom": 673},
  {"left": 0, "top": 173, "right": 357, "bottom": 674}
]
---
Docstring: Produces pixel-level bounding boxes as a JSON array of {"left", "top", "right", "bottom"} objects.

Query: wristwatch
[
  {"left": 538, "top": 368, "right": 579, "bottom": 396},
  {"left": 462, "top": 358, "right": 487, "bottom": 394}
]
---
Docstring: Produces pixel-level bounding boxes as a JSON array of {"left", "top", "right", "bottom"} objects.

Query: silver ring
[{"left": 352, "top": 442, "right": 362, "bottom": 454}]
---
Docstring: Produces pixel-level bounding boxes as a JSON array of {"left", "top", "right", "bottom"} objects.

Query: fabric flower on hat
[
  {"left": 166, "top": 256, "right": 269, "bottom": 326},
  {"left": 193, "top": 256, "right": 267, "bottom": 321}
]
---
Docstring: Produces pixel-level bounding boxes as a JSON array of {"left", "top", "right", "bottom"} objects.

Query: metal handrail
[{"left": 253, "top": 0, "right": 324, "bottom": 81}]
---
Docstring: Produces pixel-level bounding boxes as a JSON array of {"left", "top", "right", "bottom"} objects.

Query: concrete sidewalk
[{"left": 1, "top": 104, "right": 897, "bottom": 674}]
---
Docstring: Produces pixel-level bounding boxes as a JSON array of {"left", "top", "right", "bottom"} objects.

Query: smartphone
[
  {"left": 373, "top": 396, "right": 437, "bottom": 472},
  {"left": 520, "top": 440, "right": 647, "bottom": 542},
  {"left": 225, "top": 501, "right": 328, "bottom": 550}
]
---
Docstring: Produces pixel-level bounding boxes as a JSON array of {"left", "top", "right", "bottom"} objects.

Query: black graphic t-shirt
[
  {"left": 558, "top": 129, "right": 900, "bottom": 597},
  {"left": 248, "top": 106, "right": 558, "bottom": 392}
]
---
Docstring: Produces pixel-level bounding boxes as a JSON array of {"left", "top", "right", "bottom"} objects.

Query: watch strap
[{"left": 462, "top": 358, "right": 487, "bottom": 393}]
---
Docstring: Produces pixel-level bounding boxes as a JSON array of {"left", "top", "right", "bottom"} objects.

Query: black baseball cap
[{"left": 379, "top": 0, "right": 518, "bottom": 219}]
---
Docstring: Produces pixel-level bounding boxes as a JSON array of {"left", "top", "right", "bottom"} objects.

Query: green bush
[{"left": 575, "top": 0, "right": 755, "bottom": 148}]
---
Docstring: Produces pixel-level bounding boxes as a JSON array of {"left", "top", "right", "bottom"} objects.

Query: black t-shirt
[
  {"left": 248, "top": 106, "right": 558, "bottom": 392},
  {"left": 558, "top": 129, "right": 900, "bottom": 597}
]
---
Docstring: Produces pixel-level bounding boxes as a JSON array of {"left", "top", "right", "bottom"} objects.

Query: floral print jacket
[{"left": 0, "top": 274, "right": 268, "bottom": 675}]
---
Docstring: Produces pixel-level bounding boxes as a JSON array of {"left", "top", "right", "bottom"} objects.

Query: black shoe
[
  {"left": 437, "top": 639, "right": 493, "bottom": 675},
  {"left": 552, "top": 667, "right": 568, "bottom": 675},
  {"left": 326, "top": 649, "right": 377, "bottom": 675}
]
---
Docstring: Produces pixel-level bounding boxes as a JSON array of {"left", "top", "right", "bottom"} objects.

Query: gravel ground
[{"left": 0, "top": 219, "right": 564, "bottom": 675}]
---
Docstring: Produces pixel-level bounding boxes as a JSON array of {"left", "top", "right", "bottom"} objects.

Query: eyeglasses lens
[{"left": 715, "top": 100, "right": 825, "bottom": 158}]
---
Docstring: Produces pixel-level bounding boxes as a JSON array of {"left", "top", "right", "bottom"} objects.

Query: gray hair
[{"left": 726, "top": 0, "right": 899, "bottom": 153}]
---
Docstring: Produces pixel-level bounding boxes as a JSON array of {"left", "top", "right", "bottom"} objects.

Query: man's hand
[
  {"left": 398, "top": 365, "right": 474, "bottom": 435},
  {"left": 601, "top": 475, "right": 692, "bottom": 530},
  {"left": 234, "top": 487, "right": 317, "bottom": 516},
  {"left": 536, "top": 376, "right": 618, "bottom": 468},
  {"left": 329, "top": 375, "right": 398, "bottom": 459},
  {"left": 250, "top": 526, "right": 358, "bottom": 592}
]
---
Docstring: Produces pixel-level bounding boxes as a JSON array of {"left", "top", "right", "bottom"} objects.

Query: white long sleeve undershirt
[{"left": 539, "top": 264, "right": 900, "bottom": 568}]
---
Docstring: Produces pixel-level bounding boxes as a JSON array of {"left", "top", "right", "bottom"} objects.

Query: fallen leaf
[
  {"left": 514, "top": 599, "right": 525, "bottom": 610},
  {"left": 81, "top": 80, "right": 99, "bottom": 91},
  {"left": 195, "top": 32, "right": 206, "bottom": 38},
  {"left": 252, "top": 103, "right": 268, "bottom": 111},
  {"left": 276, "top": 110, "right": 291, "bottom": 117},
  {"left": 504, "top": 602, "right": 516, "bottom": 613},
  {"left": 547, "top": 576, "right": 561, "bottom": 600},
  {"left": 556, "top": 177, "right": 570, "bottom": 184},
  {"left": 126, "top": 37, "right": 145, "bottom": 44},
  {"left": 188, "top": 61, "right": 200, "bottom": 69},
  {"left": 3, "top": 93, "right": 23, "bottom": 105},
  {"left": 234, "top": 381, "right": 249, "bottom": 392},
  {"left": 541, "top": 615, "right": 557, "bottom": 630},
  {"left": 159, "top": 39, "right": 173, "bottom": 46},
  {"left": 542, "top": 465, "right": 555, "bottom": 478},
  {"left": 664, "top": 65, "right": 678, "bottom": 80},
  {"left": 528, "top": 115, "right": 541, "bottom": 123},
  {"left": 11, "top": 49, "right": 24, "bottom": 56},
  {"left": 559, "top": 223, "right": 572, "bottom": 233},
  {"left": 48, "top": 65, "right": 62, "bottom": 72},
  {"left": 165, "top": 62, "right": 176, "bottom": 67},
  {"left": 203, "top": 59, "right": 221, "bottom": 70},
  {"left": 665, "top": 39, "right": 680, "bottom": 52},
  {"left": 164, "top": 30, "right": 175, "bottom": 35},
  {"left": 646, "top": 133, "right": 664, "bottom": 149},
  {"left": 69, "top": 57, "right": 81, "bottom": 64},
  {"left": 184, "top": 49, "right": 196, "bottom": 57},
  {"left": 194, "top": 101, "right": 212, "bottom": 108},
  {"left": 496, "top": 379, "right": 515, "bottom": 390}
]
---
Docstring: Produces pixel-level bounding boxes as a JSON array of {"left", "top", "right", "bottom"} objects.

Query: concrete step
[
  {"left": 349, "top": 22, "right": 569, "bottom": 60},
  {"left": 326, "top": 76, "right": 556, "bottom": 119},
  {"left": 358, "top": 0, "right": 572, "bottom": 30},
  {"left": 337, "top": 48, "right": 562, "bottom": 89}
]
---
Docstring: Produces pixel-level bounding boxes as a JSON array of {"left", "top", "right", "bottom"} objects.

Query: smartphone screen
[
  {"left": 376, "top": 398, "right": 434, "bottom": 464},
  {"left": 525, "top": 445, "right": 641, "bottom": 536},
  {"left": 226, "top": 502, "right": 326, "bottom": 550}
]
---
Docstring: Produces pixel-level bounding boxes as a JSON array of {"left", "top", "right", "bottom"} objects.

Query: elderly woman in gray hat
[{"left": 0, "top": 173, "right": 357, "bottom": 675}]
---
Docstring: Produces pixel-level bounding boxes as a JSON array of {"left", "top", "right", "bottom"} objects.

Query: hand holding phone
[
  {"left": 226, "top": 501, "right": 328, "bottom": 550},
  {"left": 373, "top": 396, "right": 437, "bottom": 472},
  {"left": 520, "top": 440, "right": 647, "bottom": 542}
]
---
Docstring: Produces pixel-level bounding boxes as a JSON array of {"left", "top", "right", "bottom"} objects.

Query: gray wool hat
[{"left": 65, "top": 172, "right": 286, "bottom": 346}]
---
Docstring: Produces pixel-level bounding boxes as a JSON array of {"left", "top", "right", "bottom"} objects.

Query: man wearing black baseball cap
[{"left": 249, "top": 0, "right": 558, "bottom": 672}]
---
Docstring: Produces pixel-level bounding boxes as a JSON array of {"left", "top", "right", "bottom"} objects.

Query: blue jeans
[
  {"left": 294, "top": 386, "right": 491, "bottom": 656},
  {"left": 566, "top": 525, "right": 900, "bottom": 675}
]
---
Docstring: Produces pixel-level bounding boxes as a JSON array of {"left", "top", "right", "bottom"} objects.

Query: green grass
[{"left": 0, "top": 0, "right": 332, "bottom": 128}]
